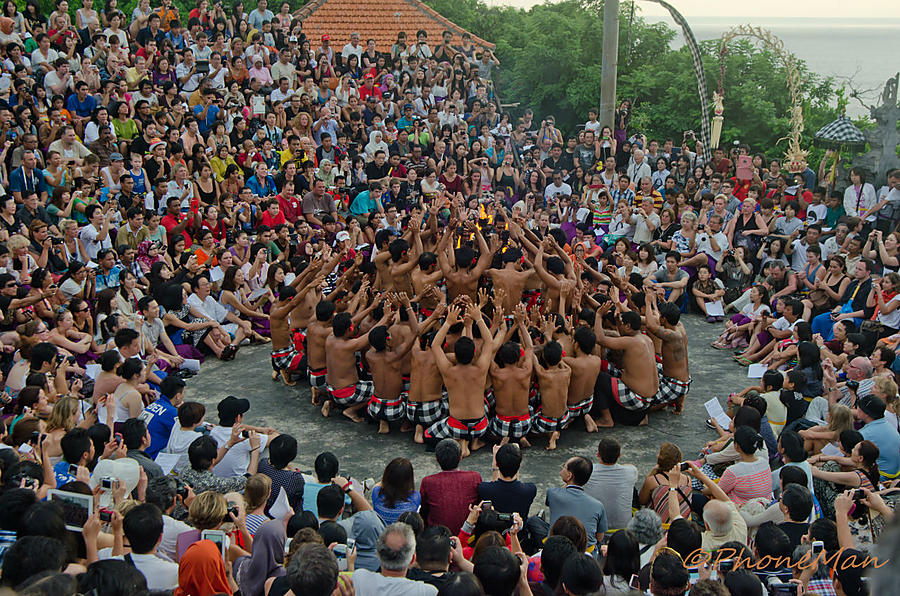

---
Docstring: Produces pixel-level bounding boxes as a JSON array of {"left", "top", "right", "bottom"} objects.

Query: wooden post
[{"left": 599, "top": 0, "right": 619, "bottom": 130}]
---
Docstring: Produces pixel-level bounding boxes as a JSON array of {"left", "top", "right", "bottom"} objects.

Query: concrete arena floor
[{"left": 184, "top": 314, "right": 750, "bottom": 506}]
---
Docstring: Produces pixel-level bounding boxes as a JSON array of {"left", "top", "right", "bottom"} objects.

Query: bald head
[
  {"left": 849, "top": 357, "right": 873, "bottom": 380},
  {"left": 702, "top": 500, "right": 733, "bottom": 536}
]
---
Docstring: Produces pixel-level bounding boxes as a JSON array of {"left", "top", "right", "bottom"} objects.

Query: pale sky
[{"left": 492, "top": 0, "right": 899, "bottom": 19}]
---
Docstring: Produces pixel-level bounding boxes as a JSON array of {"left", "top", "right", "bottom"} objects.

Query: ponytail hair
[
  {"left": 856, "top": 440, "right": 881, "bottom": 489},
  {"left": 734, "top": 425, "right": 764, "bottom": 455}
]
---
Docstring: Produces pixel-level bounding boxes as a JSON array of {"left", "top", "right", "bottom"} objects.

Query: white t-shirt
[
  {"left": 99, "top": 551, "right": 178, "bottom": 590},
  {"left": 877, "top": 295, "right": 900, "bottom": 329},
  {"left": 697, "top": 230, "right": 728, "bottom": 262},
  {"left": 352, "top": 568, "right": 438, "bottom": 596},
  {"left": 806, "top": 203, "right": 827, "bottom": 226},
  {"left": 79, "top": 224, "right": 113, "bottom": 261},
  {"left": 741, "top": 302, "right": 771, "bottom": 318},
  {"left": 164, "top": 427, "right": 203, "bottom": 471},
  {"left": 210, "top": 425, "right": 268, "bottom": 478}
]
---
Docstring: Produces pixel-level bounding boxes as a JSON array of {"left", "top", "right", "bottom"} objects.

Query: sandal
[{"left": 221, "top": 345, "right": 237, "bottom": 360}]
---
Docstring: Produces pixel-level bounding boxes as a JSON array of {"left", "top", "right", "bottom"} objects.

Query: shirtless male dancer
[
  {"left": 426, "top": 303, "right": 499, "bottom": 457},
  {"left": 365, "top": 296, "right": 418, "bottom": 433},
  {"left": 534, "top": 237, "right": 576, "bottom": 314},
  {"left": 487, "top": 247, "right": 534, "bottom": 313},
  {"left": 645, "top": 295, "right": 692, "bottom": 413},
  {"left": 269, "top": 272, "right": 325, "bottom": 385},
  {"left": 592, "top": 306, "right": 660, "bottom": 427},
  {"left": 531, "top": 340, "right": 572, "bottom": 450},
  {"left": 407, "top": 306, "right": 448, "bottom": 443},
  {"left": 563, "top": 326, "right": 603, "bottom": 433},
  {"left": 488, "top": 305, "right": 534, "bottom": 447},
  {"left": 438, "top": 222, "right": 496, "bottom": 301},
  {"left": 324, "top": 309, "right": 390, "bottom": 421}
]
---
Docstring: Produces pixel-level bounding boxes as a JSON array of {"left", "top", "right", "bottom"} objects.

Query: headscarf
[
  {"left": 175, "top": 539, "right": 233, "bottom": 596},
  {"left": 135, "top": 240, "right": 162, "bottom": 273},
  {"left": 350, "top": 510, "right": 386, "bottom": 572},
  {"left": 364, "top": 131, "right": 388, "bottom": 161},
  {"left": 233, "top": 520, "right": 286, "bottom": 596}
]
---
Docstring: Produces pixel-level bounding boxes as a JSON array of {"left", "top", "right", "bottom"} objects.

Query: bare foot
[
  {"left": 311, "top": 389, "right": 321, "bottom": 406},
  {"left": 672, "top": 396, "right": 685, "bottom": 415},
  {"left": 378, "top": 420, "right": 390, "bottom": 434},
  {"left": 547, "top": 431, "right": 559, "bottom": 450},
  {"left": 594, "top": 412, "right": 615, "bottom": 428},
  {"left": 638, "top": 415, "right": 649, "bottom": 426},
  {"left": 584, "top": 415, "right": 599, "bottom": 432},
  {"left": 271, "top": 371, "right": 278, "bottom": 381},
  {"left": 470, "top": 437, "right": 486, "bottom": 452},
  {"left": 459, "top": 439, "right": 471, "bottom": 458},
  {"left": 279, "top": 370, "right": 296, "bottom": 386},
  {"left": 343, "top": 404, "right": 365, "bottom": 423},
  {"left": 321, "top": 400, "right": 333, "bottom": 417},
  {"left": 414, "top": 425, "right": 424, "bottom": 444},
  {"left": 519, "top": 437, "right": 531, "bottom": 448}
]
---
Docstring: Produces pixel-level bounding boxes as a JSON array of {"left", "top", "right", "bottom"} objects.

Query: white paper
[
  {"left": 154, "top": 452, "right": 181, "bottom": 476},
  {"left": 747, "top": 363, "right": 768, "bottom": 378},
  {"left": 706, "top": 300, "right": 725, "bottom": 317},
  {"left": 284, "top": 272, "right": 296, "bottom": 286},
  {"left": 704, "top": 398, "right": 731, "bottom": 429},
  {"left": 249, "top": 287, "right": 268, "bottom": 301},
  {"left": 85, "top": 364, "right": 102, "bottom": 379},
  {"left": 180, "top": 358, "right": 201, "bottom": 372},
  {"left": 209, "top": 266, "right": 225, "bottom": 283},
  {"left": 269, "top": 487, "right": 291, "bottom": 521},
  {"left": 144, "top": 192, "right": 155, "bottom": 211},
  {"left": 821, "top": 443, "right": 842, "bottom": 457}
]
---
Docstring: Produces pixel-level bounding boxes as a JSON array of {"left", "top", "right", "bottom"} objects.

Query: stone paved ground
[{"left": 184, "top": 314, "right": 749, "bottom": 504}]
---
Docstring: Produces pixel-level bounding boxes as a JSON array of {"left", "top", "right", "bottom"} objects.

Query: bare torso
[
  {"left": 306, "top": 319, "right": 330, "bottom": 369},
  {"left": 325, "top": 335, "right": 361, "bottom": 388},
  {"left": 658, "top": 322, "right": 690, "bottom": 381},
  {"left": 535, "top": 362, "right": 572, "bottom": 418},
  {"left": 619, "top": 334, "right": 661, "bottom": 398},
  {"left": 409, "top": 345, "right": 444, "bottom": 402},
  {"left": 366, "top": 350, "right": 405, "bottom": 399},
  {"left": 441, "top": 361, "right": 490, "bottom": 420},
  {"left": 563, "top": 353, "right": 604, "bottom": 405},
  {"left": 490, "top": 361, "right": 532, "bottom": 416}
]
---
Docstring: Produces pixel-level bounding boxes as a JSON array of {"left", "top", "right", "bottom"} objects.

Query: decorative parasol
[{"left": 813, "top": 115, "right": 868, "bottom": 152}]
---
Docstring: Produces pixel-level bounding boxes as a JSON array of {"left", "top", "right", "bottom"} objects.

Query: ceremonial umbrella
[{"left": 813, "top": 115, "right": 867, "bottom": 152}]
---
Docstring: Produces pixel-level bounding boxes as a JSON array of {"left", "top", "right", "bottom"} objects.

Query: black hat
[
  {"left": 217, "top": 395, "right": 250, "bottom": 425},
  {"left": 856, "top": 394, "right": 885, "bottom": 420}
]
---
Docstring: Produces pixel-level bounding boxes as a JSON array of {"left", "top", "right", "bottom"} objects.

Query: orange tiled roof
[{"left": 295, "top": 0, "right": 495, "bottom": 55}]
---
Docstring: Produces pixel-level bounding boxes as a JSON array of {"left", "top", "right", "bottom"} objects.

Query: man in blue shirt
[
  {"left": 396, "top": 104, "right": 417, "bottom": 131},
  {"left": 9, "top": 150, "right": 48, "bottom": 203},
  {"left": 192, "top": 89, "right": 221, "bottom": 136},
  {"left": 53, "top": 428, "right": 95, "bottom": 486},
  {"left": 349, "top": 182, "right": 385, "bottom": 220},
  {"left": 141, "top": 375, "right": 186, "bottom": 458},
  {"left": 857, "top": 395, "right": 900, "bottom": 478},
  {"left": 66, "top": 82, "right": 97, "bottom": 123}
]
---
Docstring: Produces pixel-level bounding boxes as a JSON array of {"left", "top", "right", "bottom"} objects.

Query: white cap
[{"left": 336, "top": 231, "right": 350, "bottom": 242}]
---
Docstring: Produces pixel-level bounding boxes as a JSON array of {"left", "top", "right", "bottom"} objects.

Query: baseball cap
[
  {"left": 110, "top": 152, "right": 124, "bottom": 161},
  {"left": 217, "top": 395, "right": 251, "bottom": 425},
  {"left": 856, "top": 394, "right": 885, "bottom": 419},
  {"left": 403, "top": 103, "right": 414, "bottom": 110},
  {"left": 336, "top": 230, "right": 350, "bottom": 242},
  {"left": 321, "top": 34, "right": 330, "bottom": 41},
  {"left": 289, "top": 35, "right": 298, "bottom": 42}
]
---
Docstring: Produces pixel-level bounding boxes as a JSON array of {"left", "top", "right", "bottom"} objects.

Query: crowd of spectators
[{"left": 0, "top": 0, "right": 899, "bottom": 594}]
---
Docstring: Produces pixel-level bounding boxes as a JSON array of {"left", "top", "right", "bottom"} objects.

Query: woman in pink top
[{"left": 716, "top": 426, "right": 773, "bottom": 506}]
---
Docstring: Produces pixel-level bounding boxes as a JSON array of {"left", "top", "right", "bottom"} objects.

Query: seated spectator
[
  {"left": 145, "top": 476, "right": 194, "bottom": 561},
  {"left": 372, "top": 457, "right": 421, "bottom": 525},
  {"left": 163, "top": 401, "right": 206, "bottom": 471},
  {"left": 419, "top": 439, "right": 482, "bottom": 535},
  {"left": 352, "top": 522, "right": 438, "bottom": 595},
  {"left": 120, "top": 418, "right": 163, "bottom": 479},
  {"left": 257, "top": 433, "right": 305, "bottom": 514},
  {"left": 180, "top": 431, "right": 259, "bottom": 494},
  {"left": 478, "top": 443, "right": 537, "bottom": 522},
  {"left": 243, "top": 473, "right": 273, "bottom": 536},
  {"left": 98, "top": 503, "right": 179, "bottom": 591},
  {"left": 584, "top": 437, "right": 639, "bottom": 530}
]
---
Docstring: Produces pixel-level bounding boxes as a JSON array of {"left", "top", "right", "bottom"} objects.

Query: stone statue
[{"left": 855, "top": 73, "right": 900, "bottom": 186}]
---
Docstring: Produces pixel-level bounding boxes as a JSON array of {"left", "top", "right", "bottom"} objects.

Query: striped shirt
[{"left": 717, "top": 458, "right": 773, "bottom": 506}]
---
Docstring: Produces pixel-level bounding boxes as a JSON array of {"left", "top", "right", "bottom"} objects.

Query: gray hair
[
  {"left": 376, "top": 523, "right": 416, "bottom": 571},
  {"left": 627, "top": 508, "right": 663, "bottom": 545},
  {"left": 702, "top": 500, "right": 733, "bottom": 536}
]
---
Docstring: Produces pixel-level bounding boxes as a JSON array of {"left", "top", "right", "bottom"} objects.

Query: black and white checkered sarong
[{"left": 367, "top": 393, "right": 407, "bottom": 421}]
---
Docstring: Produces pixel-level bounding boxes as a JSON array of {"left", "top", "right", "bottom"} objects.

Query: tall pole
[{"left": 599, "top": 0, "right": 619, "bottom": 130}]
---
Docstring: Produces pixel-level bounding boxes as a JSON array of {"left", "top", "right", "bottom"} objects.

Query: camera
[
  {"left": 99, "top": 509, "right": 113, "bottom": 522},
  {"left": 680, "top": 462, "right": 690, "bottom": 472},
  {"left": 29, "top": 431, "right": 41, "bottom": 444},
  {"left": 719, "top": 559, "right": 734, "bottom": 573},
  {"left": 101, "top": 477, "right": 115, "bottom": 490},
  {"left": 51, "top": 237, "right": 64, "bottom": 245},
  {"left": 496, "top": 512, "right": 513, "bottom": 523},
  {"left": 223, "top": 505, "right": 240, "bottom": 523},
  {"left": 67, "top": 356, "right": 77, "bottom": 365},
  {"left": 846, "top": 380, "right": 860, "bottom": 391},
  {"left": 241, "top": 430, "right": 250, "bottom": 438},
  {"left": 853, "top": 489, "right": 865, "bottom": 501},
  {"left": 697, "top": 224, "right": 705, "bottom": 231}
]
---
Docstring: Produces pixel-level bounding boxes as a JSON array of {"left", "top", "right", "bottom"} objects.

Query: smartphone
[
  {"left": 629, "top": 574, "right": 641, "bottom": 590},
  {"left": 771, "top": 583, "right": 798, "bottom": 595},
  {"left": 115, "top": 433, "right": 123, "bottom": 445},
  {"left": 68, "top": 464, "right": 79, "bottom": 477},
  {"left": 719, "top": 559, "right": 734, "bottom": 573},
  {"left": 99, "top": 509, "right": 112, "bottom": 522},
  {"left": 680, "top": 462, "right": 690, "bottom": 472},
  {"left": 811, "top": 540, "right": 824, "bottom": 555},
  {"left": 346, "top": 537, "right": 356, "bottom": 551},
  {"left": 201, "top": 529, "right": 227, "bottom": 560},
  {"left": 481, "top": 500, "right": 492, "bottom": 511}
]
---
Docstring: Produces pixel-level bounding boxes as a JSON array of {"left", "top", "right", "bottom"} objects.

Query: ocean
[{"left": 647, "top": 16, "right": 900, "bottom": 118}]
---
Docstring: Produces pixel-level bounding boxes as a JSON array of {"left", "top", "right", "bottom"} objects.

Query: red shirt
[
  {"left": 419, "top": 469, "right": 482, "bottom": 534},
  {"left": 277, "top": 193, "right": 302, "bottom": 223},
  {"left": 359, "top": 84, "right": 382, "bottom": 102},
  {"left": 161, "top": 213, "right": 193, "bottom": 248},
  {"left": 201, "top": 218, "right": 227, "bottom": 242},
  {"left": 259, "top": 210, "right": 287, "bottom": 228}
]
